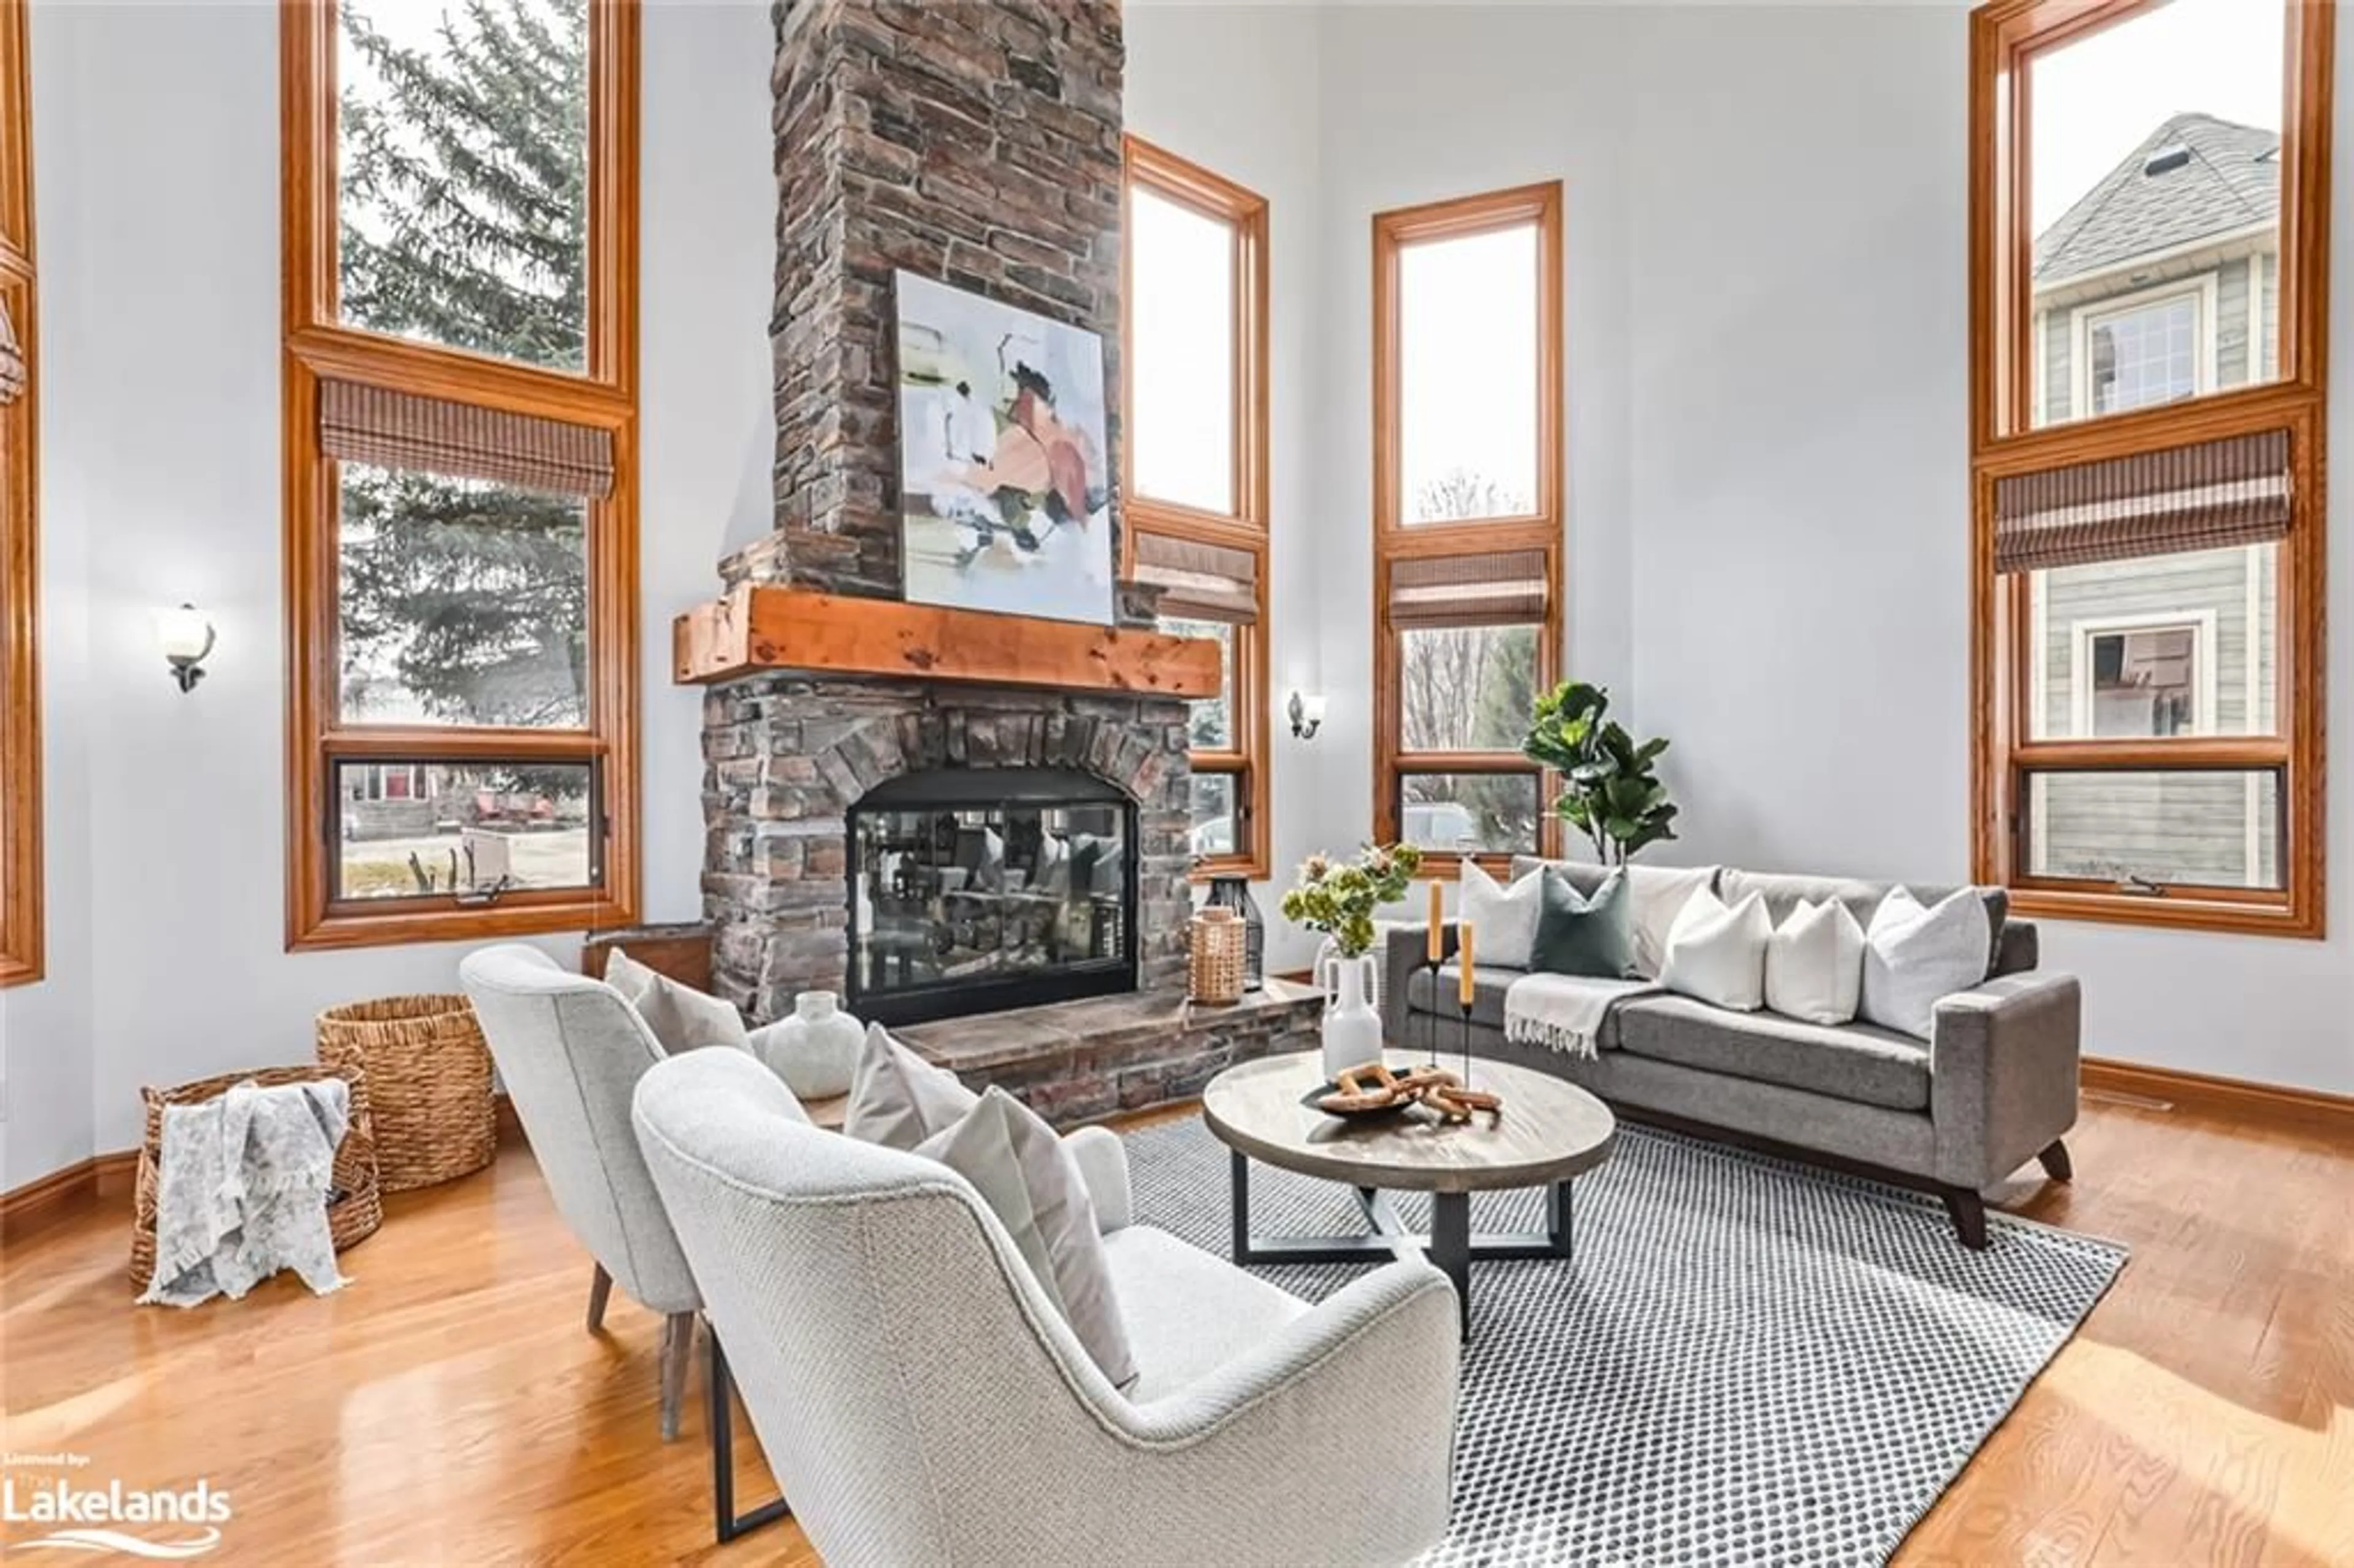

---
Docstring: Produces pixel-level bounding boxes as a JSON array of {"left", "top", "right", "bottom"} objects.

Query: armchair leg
[
  {"left": 1941, "top": 1188, "right": 1989, "bottom": 1251},
  {"left": 586, "top": 1263, "right": 612, "bottom": 1334},
  {"left": 659, "top": 1312, "right": 695, "bottom": 1441},
  {"left": 709, "top": 1332, "right": 793, "bottom": 1542},
  {"left": 2036, "top": 1138, "right": 2073, "bottom": 1183}
]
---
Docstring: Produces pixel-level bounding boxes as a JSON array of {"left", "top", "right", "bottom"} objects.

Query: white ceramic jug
[{"left": 1317, "top": 950, "right": 1384, "bottom": 1083}]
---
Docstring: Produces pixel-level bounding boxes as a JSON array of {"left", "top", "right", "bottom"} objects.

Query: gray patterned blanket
[{"left": 137, "top": 1078, "right": 352, "bottom": 1309}]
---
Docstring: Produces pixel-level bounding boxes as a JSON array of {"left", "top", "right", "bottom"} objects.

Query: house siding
[
  {"left": 2040, "top": 307, "right": 2071, "bottom": 424},
  {"left": 2032, "top": 543, "right": 2275, "bottom": 888},
  {"left": 2217, "top": 254, "right": 2252, "bottom": 386},
  {"left": 2260, "top": 251, "right": 2279, "bottom": 380}
]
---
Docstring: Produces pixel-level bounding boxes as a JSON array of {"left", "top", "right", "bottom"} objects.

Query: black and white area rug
[{"left": 1122, "top": 1116, "right": 2127, "bottom": 1567}]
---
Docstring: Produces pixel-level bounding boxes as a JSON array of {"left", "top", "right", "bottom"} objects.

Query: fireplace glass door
[{"left": 847, "top": 767, "right": 1139, "bottom": 1026}]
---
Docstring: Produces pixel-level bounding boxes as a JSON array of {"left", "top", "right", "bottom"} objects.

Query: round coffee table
[{"left": 1202, "top": 1050, "right": 1617, "bottom": 1338}]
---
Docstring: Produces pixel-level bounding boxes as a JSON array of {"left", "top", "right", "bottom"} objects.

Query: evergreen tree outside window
[{"left": 281, "top": 0, "right": 640, "bottom": 950}]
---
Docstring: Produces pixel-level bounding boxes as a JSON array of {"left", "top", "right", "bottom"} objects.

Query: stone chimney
[
  {"left": 729, "top": 0, "right": 1127, "bottom": 597},
  {"left": 698, "top": 1, "right": 1196, "bottom": 1028}
]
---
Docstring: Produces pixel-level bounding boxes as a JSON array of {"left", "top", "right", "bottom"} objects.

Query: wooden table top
[{"left": 1202, "top": 1049, "right": 1618, "bottom": 1195}]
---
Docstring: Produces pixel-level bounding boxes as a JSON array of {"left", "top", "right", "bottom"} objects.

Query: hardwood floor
[{"left": 0, "top": 1092, "right": 2345, "bottom": 1567}]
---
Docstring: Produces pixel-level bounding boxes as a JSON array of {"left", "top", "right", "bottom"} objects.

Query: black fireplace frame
[{"left": 845, "top": 766, "right": 1140, "bottom": 1027}]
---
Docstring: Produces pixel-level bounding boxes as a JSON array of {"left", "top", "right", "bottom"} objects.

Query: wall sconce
[
  {"left": 1287, "top": 690, "right": 1325, "bottom": 741},
  {"left": 155, "top": 604, "right": 216, "bottom": 693}
]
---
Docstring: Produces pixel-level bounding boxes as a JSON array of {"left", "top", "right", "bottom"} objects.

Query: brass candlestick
[{"left": 1422, "top": 956, "right": 1444, "bottom": 1067}]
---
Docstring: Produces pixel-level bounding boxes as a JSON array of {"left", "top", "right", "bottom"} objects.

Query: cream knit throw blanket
[{"left": 1502, "top": 973, "right": 1659, "bottom": 1060}]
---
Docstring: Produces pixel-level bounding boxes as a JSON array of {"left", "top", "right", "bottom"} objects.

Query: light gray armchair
[
  {"left": 457, "top": 943, "right": 701, "bottom": 1439},
  {"left": 631, "top": 1047, "right": 1462, "bottom": 1568}
]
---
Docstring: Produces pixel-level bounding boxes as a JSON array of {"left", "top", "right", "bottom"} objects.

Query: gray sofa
[{"left": 1379, "top": 861, "right": 2081, "bottom": 1248}]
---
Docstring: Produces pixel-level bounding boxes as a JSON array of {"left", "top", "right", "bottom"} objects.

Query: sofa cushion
[
  {"left": 1660, "top": 888, "right": 1772, "bottom": 1011},
  {"left": 1613, "top": 994, "right": 1931, "bottom": 1111},
  {"left": 1513, "top": 859, "right": 1720, "bottom": 980},
  {"left": 1461, "top": 858, "right": 1545, "bottom": 969},
  {"left": 1102, "top": 1225, "right": 1306, "bottom": 1402},
  {"left": 844, "top": 1023, "right": 981, "bottom": 1150},
  {"left": 1860, "top": 887, "right": 1990, "bottom": 1041},
  {"left": 916, "top": 1087, "right": 1136, "bottom": 1388},
  {"left": 1765, "top": 897, "right": 1865, "bottom": 1026},
  {"left": 1531, "top": 866, "right": 1637, "bottom": 978},
  {"left": 606, "top": 948, "right": 748, "bottom": 1056},
  {"left": 1716, "top": 870, "right": 2008, "bottom": 978}
]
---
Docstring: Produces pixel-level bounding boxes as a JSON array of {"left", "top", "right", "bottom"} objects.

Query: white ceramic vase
[
  {"left": 755, "top": 991, "right": 863, "bottom": 1099},
  {"left": 1317, "top": 949, "right": 1384, "bottom": 1083}
]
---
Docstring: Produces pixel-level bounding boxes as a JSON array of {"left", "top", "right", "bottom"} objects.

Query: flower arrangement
[{"left": 1279, "top": 842, "right": 1423, "bottom": 959}]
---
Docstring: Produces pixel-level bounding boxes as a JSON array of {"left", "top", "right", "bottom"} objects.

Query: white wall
[
  {"left": 1305, "top": 1, "right": 2353, "bottom": 1097},
  {"left": 0, "top": 0, "right": 775, "bottom": 1189},
  {"left": 1623, "top": 3, "right": 1975, "bottom": 878},
  {"left": 1124, "top": 2, "right": 1328, "bottom": 972},
  {"left": 1305, "top": 0, "right": 1637, "bottom": 929}
]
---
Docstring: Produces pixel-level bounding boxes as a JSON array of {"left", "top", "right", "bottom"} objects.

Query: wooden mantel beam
[{"left": 671, "top": 584, "right": 1224, "bottom": 698}]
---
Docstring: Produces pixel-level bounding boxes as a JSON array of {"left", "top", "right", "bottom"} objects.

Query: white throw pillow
[
  {"left": 1625, "top": 864, "right": 1720, "bottom": 981},
  {"left": 1460, "top": 860, "right": 1544, "bottom": 970},
  {"left": 604, "top": 948, "right": 748, "bottom": 1056},
  {"left": 1659, "top": 888, "right": 1772, "bottom": 1011},
  {"left": 1860, "top": 887, "right": 1992, "bottom": 1040},
  {"left": 916, "top": 1087, "right": 1137, "bottom": 1388},
  {"left": 1766, "top": 897, "right": 1865, "bottom": 1026},
  {"left": 843, "top": 1023, "right": 981, "bottom": 1150}
]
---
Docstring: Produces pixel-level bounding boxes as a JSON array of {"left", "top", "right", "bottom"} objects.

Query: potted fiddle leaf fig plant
[{"left": 1521, "top": 681, "right": 1678, "bottom": 866}]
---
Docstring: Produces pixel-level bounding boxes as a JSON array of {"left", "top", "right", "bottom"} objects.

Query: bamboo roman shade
[
  {"left": 1133, "top": 531, "right": 1259, "bottom": 623},
  {"left": 319, "top": 379, "right": 614, "bottom": 499},
  {"left": 1387, "top": 549, "right": 1551, "bottom": 630},
  {"left": 1993, "top": 428, "right": 2292, "bottom": 576}
]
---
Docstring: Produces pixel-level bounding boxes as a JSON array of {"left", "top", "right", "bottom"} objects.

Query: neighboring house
[{"left": 2028, "top": 113, "right": 2280, "bottom": 889}]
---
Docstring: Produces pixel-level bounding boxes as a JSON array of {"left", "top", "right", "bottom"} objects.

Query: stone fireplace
[
  {"left": 699, "top": 679, "right": 1192, "bottom": 1026},
  {"left": 674, "top": 0, "right": 1323, "bottom": 1117}
]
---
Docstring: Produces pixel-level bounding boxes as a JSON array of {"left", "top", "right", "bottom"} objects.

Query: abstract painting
[{"left": 893, "top": 270, "right": 1114, "bottom": 626}]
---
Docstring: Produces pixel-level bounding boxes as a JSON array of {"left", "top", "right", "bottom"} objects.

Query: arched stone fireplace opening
[{"left": 848, "top": 765, "right": 1138, "bottom": 1026}]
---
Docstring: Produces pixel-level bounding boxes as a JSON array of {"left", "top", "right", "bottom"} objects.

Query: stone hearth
[{"left": 896, "top": 982, "right": 1324, "bottom": 1125}]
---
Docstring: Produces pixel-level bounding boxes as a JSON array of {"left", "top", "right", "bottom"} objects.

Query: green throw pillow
[{"left": 1531, "top": 866, "right": 1637, "bottom": 978}]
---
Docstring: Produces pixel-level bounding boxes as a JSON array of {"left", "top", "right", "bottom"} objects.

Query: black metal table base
[
  {"left": 1227, "top": 1149, "right": 1572, "bottom": 1338},
  {"left": 709, "top": 1333, "right": 793, "bottom": 1543}
]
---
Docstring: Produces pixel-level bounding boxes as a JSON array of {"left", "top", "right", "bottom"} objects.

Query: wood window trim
[
  {"left": 1371, "top": 183, "right": 1566, "bottom": 873},
  {"left": 1373, "top": 181, "right": 1563, "bottom": 544},
  {"left": 1119, "top": 136, "right": 1273, "bottom": 881},
  {"left": 280, "top": 0, "right": 642, "bottom": 952},
  {"left": 1968, "top": 0, "right": 2329, "bottom": 938},
  {"left": 0, "top": 0, "right": 40, "bottom": 988},
  {"left": 1973, "top": 0, "right": 2330, "bottom": 450}
]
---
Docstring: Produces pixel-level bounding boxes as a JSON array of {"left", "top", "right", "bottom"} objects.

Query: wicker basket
[
  {"left": 130, "top": 1064, "right": 382, "bottom": 1292},
  {"left": 1189, "top": 905, "right": 1247, "bottom": 1005},
  {"left": 316, "top": 994, "right": 496, "bottom": 1193}
]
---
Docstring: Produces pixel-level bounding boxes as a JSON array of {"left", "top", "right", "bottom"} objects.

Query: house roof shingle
[{"left": 2033, "top": 113, "right": 2280, "bottom": 286}]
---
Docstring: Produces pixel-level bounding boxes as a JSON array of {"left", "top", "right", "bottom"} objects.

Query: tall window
[
  {"left": 0, "top": 0, "right": 40, "bottom": 986},
  {"left": 1972, "top": 0, "right": 2327, "bottom": 935},
  {"left": 1372, "top": 183, "right": 1563, "bottom": 865},
  {"left": 1121, "top": 137, "right": 1270, "bottom": 877},
  {"left": 282, "top": 0, "right": 640, "bottom": 949}
]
